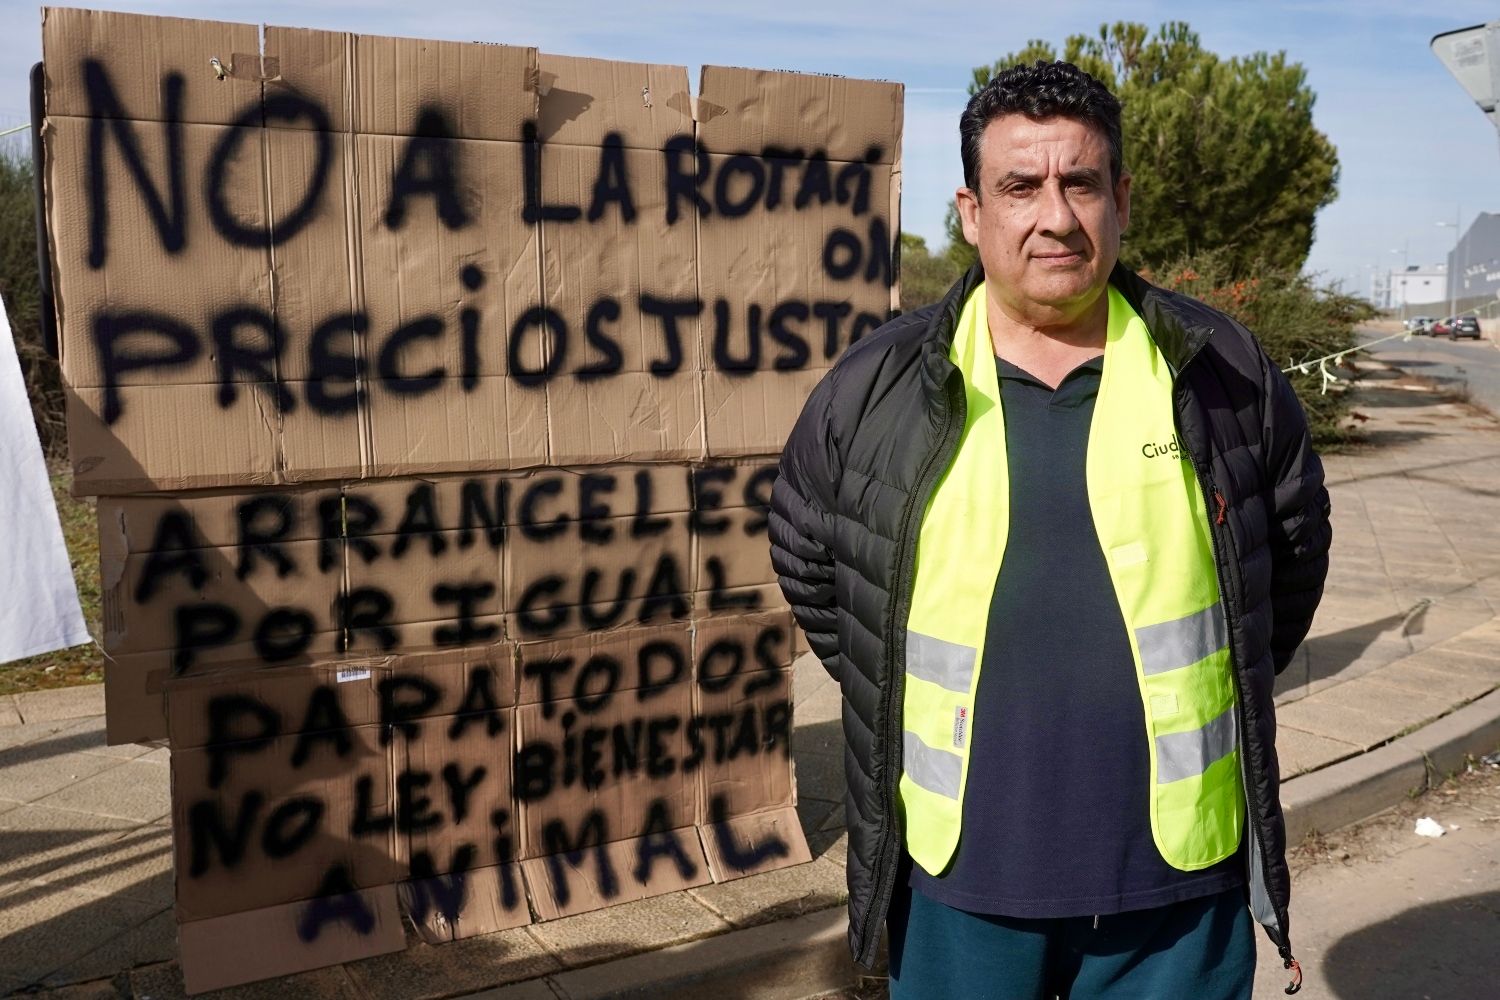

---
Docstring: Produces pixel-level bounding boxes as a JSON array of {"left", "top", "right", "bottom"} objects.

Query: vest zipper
[
  {"left": 856, "top": 368, "right": 967, "bottom": 967},
  {"left": 1174, "top": 382, "right": 1301, "bottom": 994}
]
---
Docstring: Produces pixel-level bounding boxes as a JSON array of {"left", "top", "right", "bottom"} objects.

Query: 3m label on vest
[{"left": 953, "top": 706, "right": 968, "bottom": 749}]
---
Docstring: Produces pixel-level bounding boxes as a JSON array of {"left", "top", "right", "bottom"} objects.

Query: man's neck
[{"left": 985, "top": 285, "right": 1109, "bottom": 389}]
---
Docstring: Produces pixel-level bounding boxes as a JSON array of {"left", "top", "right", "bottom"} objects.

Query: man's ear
[
  {"left": 1114, "top": 170, "right": 1132, "bottom": 234},
  {"left": 954, "top": 187, "right": 981, "bottom": 247}
]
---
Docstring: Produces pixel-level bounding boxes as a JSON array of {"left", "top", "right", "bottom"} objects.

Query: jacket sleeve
[
  {"left": 768, "top": 370, "right": 843, "bottom": 682},
  {"left": 1261, "top": 353, "right": 1332, "bottom": 675}
]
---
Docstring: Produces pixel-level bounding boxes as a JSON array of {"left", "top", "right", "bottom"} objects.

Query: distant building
[
  {"left": 1449, "top": 211, "right": 1500, "bottom": 305},
  {"left": 1389, "top": 265, "right": 1448, "bottom": 310}
]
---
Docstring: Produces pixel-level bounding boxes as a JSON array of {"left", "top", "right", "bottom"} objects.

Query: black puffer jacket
[{"left": 769, "top": 262, "right": 1330, "bottom": 974}]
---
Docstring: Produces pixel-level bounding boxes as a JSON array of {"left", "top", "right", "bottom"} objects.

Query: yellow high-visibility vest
[{"left": 900, "top": 282, "right": 1244, "bottom": 876}]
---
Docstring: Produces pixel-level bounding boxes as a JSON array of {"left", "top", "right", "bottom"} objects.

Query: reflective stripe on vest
[{"left": 899, "top": 282, "right": 1244, "bottom": 877}]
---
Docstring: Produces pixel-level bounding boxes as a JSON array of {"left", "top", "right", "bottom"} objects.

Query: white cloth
[{"left": 0, "top": 295, "right": 91, "bottom": 664}]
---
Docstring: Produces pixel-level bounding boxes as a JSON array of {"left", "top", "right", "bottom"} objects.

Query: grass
[{"left": 0, "top": 471, "right": 104, "bottom": 695}]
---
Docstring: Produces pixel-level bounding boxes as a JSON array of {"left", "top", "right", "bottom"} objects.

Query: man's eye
[{"left": 1005, "top": 185, "right": 1034, "bottom": 198}]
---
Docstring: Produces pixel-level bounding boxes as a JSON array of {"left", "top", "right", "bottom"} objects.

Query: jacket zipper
[
  {"left": 855, "top": 368, "right": 966, "bottom": 967},
  {"left": 1174, "top": 380, "right": 1301, "bottom": 994}
]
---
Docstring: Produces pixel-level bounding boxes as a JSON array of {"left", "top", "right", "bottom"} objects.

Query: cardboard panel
[
  {"left": 262, "top": 27, "right": 354, "bottom": 132},
  {"left": 691, "top": 611, "right": 797, "bottom": 820},
  {"left": 697, "top": 66, "right": 903, "bottom": 164},
  {"left": 701, "top": 805, "right": 812, "bottom": 883},
  {"left": 48, "top": 8, "right": 901, "bottom": 990},
  {"left": 43, "top": 9, "right": 263, "bottom": 124},
  {"left": 170, "top": 724, "right": 400, "bottom": 921},
  {"left": 178, "top": 884, "right": 405, "bottom": 995},
  {"left": 46, "top": 118, "right": 271, "bottom": 391},
  {"left": 400, "top": 861, "right": 530, "bottom": 943},
  {"left": 352, "top": 34, "right": 537, "bottom": 141},
  {"left": 537, "top": 54, "right": 692, "bottom": 150},
  {"left": 521, "top": 827, "right": 710, "bottom": 921}
]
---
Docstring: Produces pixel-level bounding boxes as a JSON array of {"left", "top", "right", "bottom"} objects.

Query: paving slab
[
  {"left": 16, "top": 978, "right": 124, "bottom": 999},
  {"left": 42, "top": 905, "right": 175, "bottom": 987},
  {"left": 342, "top": 924, "right": 561, "bottom": 999},
  {"left": 36, "top": 758, "right": 171, "bottom": 823},
  {"left": 1276, "top": 727, "right": 1361, "bottom": 778},
  {"left": 793, "top": 719, "right": 843, "bottom": 757},
  {"left": 0, "top": 804, "right": 138, "bottom": 882},
  {"left": 796, "top": 797, "right": 841, "bottom": 841},
  {"left": 1414, "top": 645, "right": 1500, "bottom": 683},
  {"left": 1274, "top": 697, "right": 1405, "bottom": 750},
  {"left": 0, "top": 717, "right": 87, "bottom": 753},
  {"left": 0, "top": 881, "right": 166, "bottom": 984},
  {"left": 0, "top": 748, "right": 121, "bottom": 804},
  {"left": 52, "top": 715, "right": 156, "bottom": 762},
  {"left": 792, "top": 747, "right": 846, "bottom": 803},
  {"left": 795, "top": 681, "right": 844, "bottom": 726},
  {"left": 1316, "top": 674, "right": 1454, "bottom": 733},
  {"left": 0, "top": 696, "right": 21, "bottom": 727},
  {"left": 486, "top": 906, "right": 856, "bottom": 1000},
  {"left": 687, "top": 854, "right": 847, "bottom": 929},
  {"left": 130, "top": 960, "right": 361, "bottom": 1000},
  {"left": 1361, "top": 659, "right": 1496, "bottom": 708},
  {"left": 29, "top": 823, "right": 172, "bottom": 909},
  {"left": 15, "top": 686, "right": 106, "bottom": 725},
  {"left": 525, "top": 890, "right": 728, "bottom": 968}
]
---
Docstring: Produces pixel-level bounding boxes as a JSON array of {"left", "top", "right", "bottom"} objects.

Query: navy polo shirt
[{"left": 907, "top": 353, "right": 1243, "bottom": 918}]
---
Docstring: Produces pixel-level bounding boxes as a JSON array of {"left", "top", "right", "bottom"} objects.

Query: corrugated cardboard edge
[
  {"left": 701, "top": 804, "right": 811, "bottom": 883},
  {"left": 400, "top": 861, "right": 531, "bottom": 943},
  {"left": 521, "top": 825, "right": 711, "bottom": 921},
  {"left": 177, "top": 882, "right": 404, "bottom": 995}
]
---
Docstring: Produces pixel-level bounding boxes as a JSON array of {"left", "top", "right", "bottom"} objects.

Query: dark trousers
[{"left": 887, "top": 885, "right": 1255, "bottom": 1000}]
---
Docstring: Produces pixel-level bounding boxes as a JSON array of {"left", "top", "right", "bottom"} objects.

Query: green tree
[
  {"left": 899, "top": 231, "right": 963, "bottom": 311},
  {"left": 946, "top": 22, "right": 1339, "bottom": 278}
]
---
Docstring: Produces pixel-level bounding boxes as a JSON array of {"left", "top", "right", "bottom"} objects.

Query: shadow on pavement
[
  {"left": 1322, "top": 890, "right": 1500, "bottom": 999},
  {"left": 1302, "top": 612, "right": 1407, "bottom": 688}
]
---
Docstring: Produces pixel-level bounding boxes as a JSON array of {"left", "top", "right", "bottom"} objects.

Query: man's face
[{"left": 955, "top": 114, "right": 1130, "bottom": 321}]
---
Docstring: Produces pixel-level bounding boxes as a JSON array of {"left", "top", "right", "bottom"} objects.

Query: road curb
[
  {"left": 1281, "top": 687, "right": 1500, "bottom": 845},
  {"left": 469, "top": 907, "right": 859, "bottom": 1000}
]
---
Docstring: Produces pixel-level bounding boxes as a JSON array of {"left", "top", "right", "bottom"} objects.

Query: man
[{"left": 769, "top": 61, "right": 1329, "bottom": 998}]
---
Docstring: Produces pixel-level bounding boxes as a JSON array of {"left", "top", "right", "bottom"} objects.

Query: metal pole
[{"left": 1452, "top": 205, "right": 1461, "bottom": 319}]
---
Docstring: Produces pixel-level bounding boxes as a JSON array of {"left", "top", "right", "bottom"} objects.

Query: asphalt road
[{"left": 1356, "top": 324, "right": 1500, "bottom": 414}]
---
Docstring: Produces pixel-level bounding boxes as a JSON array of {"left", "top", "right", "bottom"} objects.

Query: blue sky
[{"left": 2, "top": 1, "right": 1496, "bottom": 296}]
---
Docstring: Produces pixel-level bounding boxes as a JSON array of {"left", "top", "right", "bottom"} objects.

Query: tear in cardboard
[{"left": 43, "top": 6, "right": 901, "bottom": 991}]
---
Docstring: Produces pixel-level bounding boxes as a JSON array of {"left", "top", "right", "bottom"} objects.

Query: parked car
[
  {"left": 1450, "top": 314, "right": 1482, "bottom": 340},
  {"left": 1407, "top": 315, "right": 1436, "bottom": 335},
  {"left": 1431, "top": 317, "right": 1455, "bottom": 336}
]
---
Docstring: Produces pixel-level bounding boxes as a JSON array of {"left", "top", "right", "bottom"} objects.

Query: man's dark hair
[{"left": 960, "top": 60, "right": 1123, "bottom": 193}]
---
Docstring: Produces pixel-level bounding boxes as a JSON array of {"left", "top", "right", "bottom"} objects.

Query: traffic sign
[{"left": 1433, "top": 23, "right": 1500, "bottom": 138}]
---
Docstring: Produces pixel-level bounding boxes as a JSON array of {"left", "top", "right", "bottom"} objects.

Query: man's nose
[{"left": 1036, "top": 180, "right": 1080, "bottom": 237}]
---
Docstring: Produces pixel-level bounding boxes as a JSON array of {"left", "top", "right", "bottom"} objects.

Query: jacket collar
[{"left": 921, "top": 260, "right": 1218, "bottom": 387}]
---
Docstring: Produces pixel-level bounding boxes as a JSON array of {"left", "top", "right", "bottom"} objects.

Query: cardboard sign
[{"left": 41, "top": 7, "right": 900, "bottom": 992}]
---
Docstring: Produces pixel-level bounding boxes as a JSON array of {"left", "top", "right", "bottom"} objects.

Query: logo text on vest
[
  {"left": 1141, "top": 433, "right": 1187, "bottom": 460},
  {"left": 953, "top": 706, "right": 968, "bottom": 749}
]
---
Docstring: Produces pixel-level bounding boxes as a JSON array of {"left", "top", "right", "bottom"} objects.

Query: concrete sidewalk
[{"left": 4, "top": 372, "right": 1500, "bottom": 999}]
